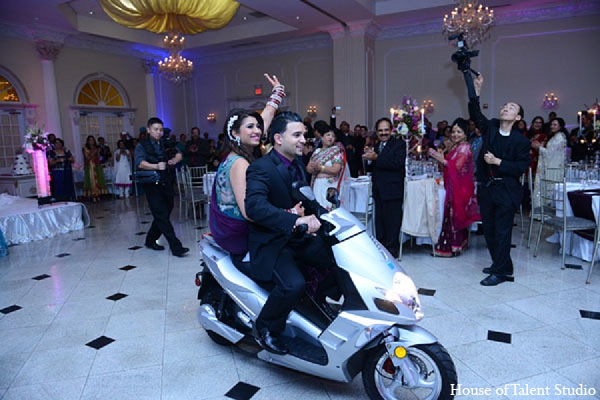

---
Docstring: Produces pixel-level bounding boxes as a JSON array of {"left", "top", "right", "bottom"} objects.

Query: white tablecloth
[
  {"left": 554, "top": 181, "right": 600, "bottom": 262},
  {"left": 401, "top": 178, "right": 445, "bottom": 244},
  {"left": 203, "top": 172, "right": 216, "bottom": 196},
  {"left": 345, "top": 177, "right": 370, "bottom": 213}
]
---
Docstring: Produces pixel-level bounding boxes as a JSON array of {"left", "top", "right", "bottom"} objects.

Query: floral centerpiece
[
  {"left": 23, "top": 124, "right": 50, "bottom": 153},
  {"left": 390, "top": 95, "right": 424, "bottom": 138}
]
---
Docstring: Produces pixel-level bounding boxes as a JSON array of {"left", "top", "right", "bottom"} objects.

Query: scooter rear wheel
[
  {"left": 362, "top": 342, "right": 457, "bottom": 400},
  {"left": 200, "top": 286, "right": 234, "bottom": 346}
]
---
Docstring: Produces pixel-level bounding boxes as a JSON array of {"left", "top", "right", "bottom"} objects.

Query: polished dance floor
[{"left": 1, "top": 196, "right": 599, "bottom": 399}]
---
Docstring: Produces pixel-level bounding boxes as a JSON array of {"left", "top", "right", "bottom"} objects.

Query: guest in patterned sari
[
  {"left": 306, "top": 120, "right": 347, "bottom": 210},
  {"left": 428, "top": 118, "right": 481, "bottom": 256},
  {"left": 82, "top": 135, "right": 107, "bottom": 203},
  {"left": 47, "top": 138, "right": 75, "bottom": 201}
]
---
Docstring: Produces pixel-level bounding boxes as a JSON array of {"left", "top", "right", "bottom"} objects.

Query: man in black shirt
[
  {"left": 134, "top": 117, "right": 189, "bottom": 257},
  {"left": 469, "top": 74, "right": 530, "bottom": 286}
]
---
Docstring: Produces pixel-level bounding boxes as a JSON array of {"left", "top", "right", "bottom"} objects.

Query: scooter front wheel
[{"left": 362, "top": 342, "right": 457, "bottom": 400}]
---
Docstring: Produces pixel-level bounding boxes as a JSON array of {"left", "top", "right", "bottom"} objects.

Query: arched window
[
  {"left": 77, "top": 79, "right": 124, "bottom": 107},
  {"left": 72, "top": 75, "right": 134, "bottom": 160},
  {"left": 0, "top": 67, "right": 30, "bottom": 172},
  {"left": 0, "top": 74, "right": 20, "bottom": 102}
]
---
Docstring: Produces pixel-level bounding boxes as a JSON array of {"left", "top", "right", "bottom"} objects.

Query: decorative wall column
[
  {"left": 143, "top": 59, "right": 158, "bottom": 119},
  {"left": 35, "top": 40, "right": 62, "bottom": 135},
  {"left": 327, "top": 21, "right": 378, "bottom": 128}
]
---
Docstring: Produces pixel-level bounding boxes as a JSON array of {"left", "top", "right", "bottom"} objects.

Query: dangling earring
[{"left": 234, "top": 136, "right": 241, "bottom": 146}]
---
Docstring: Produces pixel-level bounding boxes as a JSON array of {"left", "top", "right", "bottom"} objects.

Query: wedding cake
[{"left": 12, "top": 154, "right": 33, "bottom": 175}]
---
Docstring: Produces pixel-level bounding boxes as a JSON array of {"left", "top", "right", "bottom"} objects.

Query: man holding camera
[
  {"left": 135, "top": 117, "right": 189, "bottom": 257},
  {"left": 469, "top": 74, "right": 530, "bottom": 286}
]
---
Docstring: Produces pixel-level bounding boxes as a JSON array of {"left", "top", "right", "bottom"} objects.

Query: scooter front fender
[{"left": 395, "top": 324, "right": 438, "bottom": 347}]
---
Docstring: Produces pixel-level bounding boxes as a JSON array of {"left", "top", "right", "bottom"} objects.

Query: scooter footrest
[{"left": 284, "top": 336, "right": 328, "bottom": 366}]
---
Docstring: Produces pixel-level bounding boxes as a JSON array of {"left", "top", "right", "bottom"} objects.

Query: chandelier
[
  {"left": 443, "top": 0, "right": 494, "bottom": 48},
  {"left": 158, "top": 33, "right": 193, "bottom": 85}
]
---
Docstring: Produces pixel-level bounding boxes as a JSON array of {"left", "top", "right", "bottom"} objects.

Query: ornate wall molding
[{"left": 35, "top": 40, "right": 62, "bottom": 61}]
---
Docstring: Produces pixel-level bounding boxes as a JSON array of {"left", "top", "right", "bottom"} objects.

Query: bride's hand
[{"left": 264, "top": 73, "right": 281, "bottom": 88}]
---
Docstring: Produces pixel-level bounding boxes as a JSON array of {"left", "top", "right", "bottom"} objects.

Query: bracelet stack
[{"left": 267, "top": 84, "right": 285, "bottom": 110}]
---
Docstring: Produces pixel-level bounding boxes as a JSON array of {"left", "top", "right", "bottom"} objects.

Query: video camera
[{"left": 449, "top": 33, "right": 479, "bottom": 76}]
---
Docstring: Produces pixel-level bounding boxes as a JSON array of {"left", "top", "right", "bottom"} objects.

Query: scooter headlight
[{"left": 384, "top": 272, "right": 423, "bottom": 320}]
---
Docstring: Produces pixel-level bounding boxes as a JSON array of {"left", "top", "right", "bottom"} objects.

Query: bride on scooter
[{"left": 209, "top": 74, "right": 291, "bottom": 272}]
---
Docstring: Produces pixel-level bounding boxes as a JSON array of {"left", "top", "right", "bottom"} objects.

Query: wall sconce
[
  {"left": 307, "top": 105, "right": 317, "bottom": 118},
  {"left": 421, "top": 99, "right": 434, "bottom": 115},
  {"left": 207, "top": 113, "right": 216, "bottom": 123},
  {"left": 542, "top": 92, "right": 558, "bottom": 110}
]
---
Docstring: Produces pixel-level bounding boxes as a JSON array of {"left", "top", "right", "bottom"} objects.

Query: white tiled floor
[{"left": 1, "top": 197, "right": 599, "bottom": 400}]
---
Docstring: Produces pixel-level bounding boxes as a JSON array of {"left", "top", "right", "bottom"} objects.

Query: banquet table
[
  {"left": 552, "top": 181, "right": 600, "bottom": 262},
  {"left": 203, "top": 172, "right": 216, "bottom": 196},
  {"left": 401, "top": 177, "right": 445, "bottom": 245},
  {"left": 345, "top": 176, "right": 370, "bottom": 213}
]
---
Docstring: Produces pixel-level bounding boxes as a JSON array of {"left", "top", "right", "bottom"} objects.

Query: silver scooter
[{"left": 195, "top": 184, "right": 457, "bottom": 400}]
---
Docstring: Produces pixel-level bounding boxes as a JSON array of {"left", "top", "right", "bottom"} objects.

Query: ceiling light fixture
[
  {"left": 158, "top": 33, "right": 193, "bottom": 85},
  {"left": 443, "top": 0, "right": 494, "bottom": 47}
]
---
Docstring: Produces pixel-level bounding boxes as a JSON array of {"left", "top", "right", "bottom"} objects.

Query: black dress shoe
[
  {"left": 253, "top": 326, "right": 288, "bottom": 355},
  {"left": 480, "top": 274, "right": 508, "bottom": 286},
  {"left": 482, "top": 267, "right": 513, "bottom": 275},
  {"left": 172, "top": 247, "right": 190, "bottom": 257},
  {"left": 145, "top": 243, "right": 165, "bottom": 251}
]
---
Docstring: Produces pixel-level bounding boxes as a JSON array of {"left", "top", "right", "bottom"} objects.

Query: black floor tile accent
[
  {"left": 73, "top": 237, "right": 86, "bottom": 241},
  {"left": 120, "top": 265, "right": 137, "bottom": 271},
  {"left": 580, "top": 310, "right": 600, "bottom": 320},
  {"left": 196, "top": 226, "right": 207, "bottom": 230},
  {"left": 86, "top": 336, "right": 115, "bottom": 350},
  {"left": 141, "top": 221, "right": 151, "bottom": 224},
  {"left": 418, "top": 288, "right": 436, "bottom": 296},
  {"left": 565, "top": 263, "right": 583, "bottom": 270},
  {"left": 128, "top": 246, "right": 142, "bottom": 250},
  {"left": 56, "top": 253, "right": 71, "bottom": 258},
  {"left": 32, "top": 274, "right": 51, "bottom": 281},
  {"left": 225, "top": 382, "right": 260, "bottom": 400},
  {"left": 86, "top": 225, "right": 96, "bottom": 229},
  {"left": 487, "top": 330, "right": 512, "bottom": 344},
  {"left": 1, "top": 305, "right": 22, "bottom": 314},
  {"left": 135, "top": 232, "right": 146, "bottom": 236},
  {"left": 510, "top": 244, "right": 516, "bottom": 248},
  {"left": 106, "top": 293, "right": 128, "bottom": 301}
]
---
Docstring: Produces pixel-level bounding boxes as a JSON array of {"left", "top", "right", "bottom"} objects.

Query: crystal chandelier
[
  {"left": 158, "top": 33, "right": 193, "bottom": 85},
  {"left": 443, "top": 0, "right": 494, "bottom": 48}
]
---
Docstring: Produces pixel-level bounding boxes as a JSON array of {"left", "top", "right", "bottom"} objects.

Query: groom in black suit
[
  {"left": 469, "top": 74, "right": 530, "bottom": 286},
  {"left": 363, "top": 118, "right": 407, "bottom": 258},
  {"left": 245, "top": 112, "right": 345, "bottom": 355}
]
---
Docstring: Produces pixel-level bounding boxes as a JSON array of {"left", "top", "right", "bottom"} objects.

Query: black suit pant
[
  {"left": 255, "top": 235, "right": 337, "bottom": 335},
  {"left": 374, "top": 194, "right": 403, "bottom": 258},
  {"left": 478, "top": 184, "right": 516, "bottom": 276},
  {"left": 143, "top": 182, "right": 184, "bottom": 253}
]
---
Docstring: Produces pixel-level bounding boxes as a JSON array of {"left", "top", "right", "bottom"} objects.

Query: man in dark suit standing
[
  {"left": 245, "top": 112, "right": 344, "bottom": 355},
  {"left": 469, "top": 74, "right": 530, "bottom": 286},
  {"left": 363, "top": 117, "right": 406, "bottom": 258}
]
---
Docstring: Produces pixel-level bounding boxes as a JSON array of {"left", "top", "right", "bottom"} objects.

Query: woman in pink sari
[{"left": 428, "top": 118, "right": 480, "bottom": 256}]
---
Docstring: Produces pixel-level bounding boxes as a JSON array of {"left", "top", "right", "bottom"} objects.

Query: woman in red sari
[{"left": 428, "top": 118, "right": 480, "bottom": 257}]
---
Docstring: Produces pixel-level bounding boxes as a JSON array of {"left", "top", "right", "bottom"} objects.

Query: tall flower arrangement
[
  {"left": 391, "top": 96, "right": 423, "bottom": 137},
  {"left": 23, "top": 124, "right": 50, "bottom": 153}
]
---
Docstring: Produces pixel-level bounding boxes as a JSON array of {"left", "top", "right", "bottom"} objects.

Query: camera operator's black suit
[
  {"left": 469, "top": 97, "right": 530, "bottom": 277},
  {"left": 134, "top": 138, "right": 186, "bottom": 255}
]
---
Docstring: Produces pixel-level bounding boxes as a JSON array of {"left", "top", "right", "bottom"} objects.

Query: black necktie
[{"left": 289, "top": 162, "right": 300, "bottom": 182}]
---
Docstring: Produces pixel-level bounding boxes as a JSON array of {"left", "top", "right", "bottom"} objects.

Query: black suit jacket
[
  {"left": 367, "top": 136, "right": 406, "bottom": 201},
  {"left": 245, "top": 150, "right": 308, "bottom": 281},
  {"left": 469, "top": 97, "right": 530, "bottom": 207}
]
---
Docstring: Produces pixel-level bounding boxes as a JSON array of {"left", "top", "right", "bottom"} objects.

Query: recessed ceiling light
[
  {"left": 34, "top": 17, "right": 39, "bottom": 21},
  {"left": 296, "top": 16, "right": 300, "bottom": 20},
  {"left": 89, "top": 11, "right": 94, "bottom": 15},
  {"left": 243, "top": 16, "right": 247, "bottom": 20}
]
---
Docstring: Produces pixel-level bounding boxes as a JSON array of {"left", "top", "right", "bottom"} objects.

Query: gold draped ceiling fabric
[{"left": 99, "top": 0, "right": 240, "bottom": 35}]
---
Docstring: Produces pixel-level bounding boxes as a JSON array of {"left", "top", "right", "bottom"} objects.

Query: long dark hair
[
  {"left": 221, "top": 109, "right": 264, "bottom": 163},
  {"left": 85, "top": 135, "right": 97, "bottom": 150},
  {"left": 548, "top": 117, "right": 567, "bottom": 140}
]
